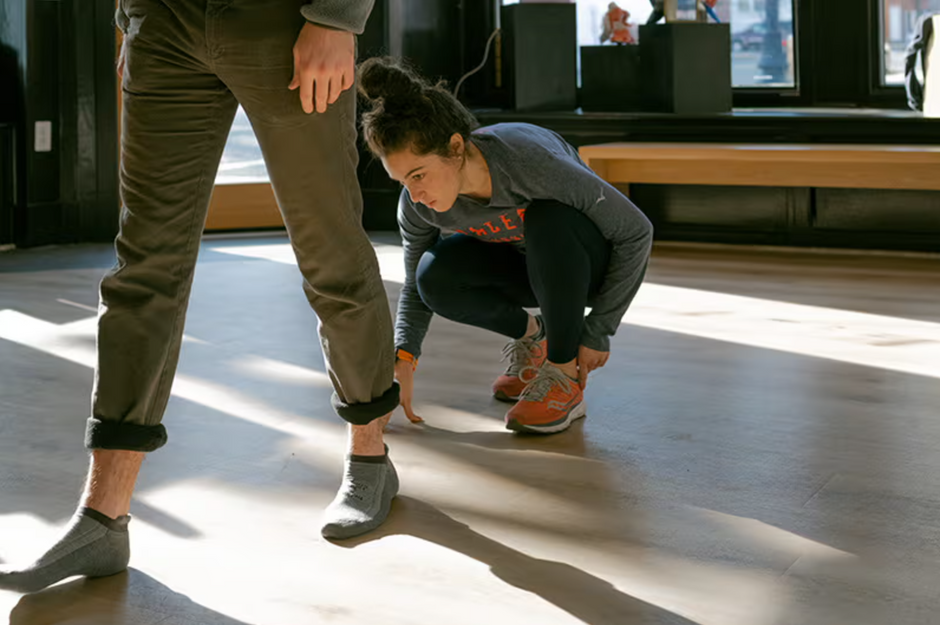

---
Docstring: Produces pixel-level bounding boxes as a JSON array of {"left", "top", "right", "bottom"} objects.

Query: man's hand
[
  {"left": 117, "top": 37, "right": 126, "bottom": 81},
  {"left": 577, "top": 345, "right": 610, "bottom": 390},
  {"left": 289, "top": 22, "right": 355, "bottom": 114},
  {"left": 394, "top": 360, "right": 424, "bottom": 424}
]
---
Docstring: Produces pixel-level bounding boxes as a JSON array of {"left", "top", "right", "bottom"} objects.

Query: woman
[{"left": 358, "top": 58, "right": 653, "bottom": 435}]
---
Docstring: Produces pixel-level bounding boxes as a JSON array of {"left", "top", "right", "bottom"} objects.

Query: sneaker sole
[
  {"left": 494, "top": 389, "right": 521, "bottom": 403},
  {"left": 505, "top": 399, "right": 587, "bottom": 435}
]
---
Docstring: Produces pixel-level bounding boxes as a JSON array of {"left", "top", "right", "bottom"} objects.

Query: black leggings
[{"left": 415, "top": 200, "right": 611, "bottom": 364}]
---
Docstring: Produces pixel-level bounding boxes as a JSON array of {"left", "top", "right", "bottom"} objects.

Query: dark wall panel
[
  {"left": 629, "top": 184, "right": 793, "bottom": 230},
  {"left": 25, "top": 0, "right": 59, "bottom": 206},
  {"left": 394, "top": 0, "right": 462, "bottom": 85},
  {"left": 621, "top": 183, "right": 939, "bottom": 253},
  {"left": 815, "top": 189, "right": 940, "bottom": 234},
  {"left": 500, "top": 3, "right": 577, "bottom": 111},
  {"left": 359, "top": 0, "right": 462, "bottom": 231},
  {"left": 0, "top": 3, "right": 23, "bottom": 246},
  {"left": 0, "top": 0, "right": 119, "bottom": 248},
  {"left": 0, "top": 124, "right": 13, "bottom": 245}
]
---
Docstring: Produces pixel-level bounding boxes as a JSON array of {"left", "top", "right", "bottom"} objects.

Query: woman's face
[{"left": 382, "top": 136, "right": 464, "bottom": 213}]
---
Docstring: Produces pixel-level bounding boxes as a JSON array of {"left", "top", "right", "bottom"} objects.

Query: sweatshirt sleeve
[
  {"left": 395, "top": 191, "right": 440, "bottom": 358},
  {"left": 300, "top": 0, "right": 376, "bottom": 35},
  {"left": 513, "top": 141, "right": 653, "bottom": 352}
]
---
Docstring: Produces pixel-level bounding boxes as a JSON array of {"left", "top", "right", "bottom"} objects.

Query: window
[
  {"left": 216, "top": 106, "right": 270, "bottom": 184},
  {"left": 727, "top": 0, "right": 795, "bottom": 87},
  {"left": 575, "top": 0, "right": 651, "bottom": 56},
  {"left": 881, "top": 0, "right": 940, "bottom": 86},
  {"left": 504, "top": 0, "right": 796, "bottom": 89},
  {"left": 574, "top": 0, "right": 651, "bottom": 85}
]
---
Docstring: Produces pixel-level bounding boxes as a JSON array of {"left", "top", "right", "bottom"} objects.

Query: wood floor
[{"left": 0, "top": 235, "right": 938, "bottom": 625}]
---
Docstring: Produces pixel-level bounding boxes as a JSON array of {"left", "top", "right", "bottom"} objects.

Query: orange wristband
[{"left": 396, "top": 348, "right": 418, "bottom": 370}]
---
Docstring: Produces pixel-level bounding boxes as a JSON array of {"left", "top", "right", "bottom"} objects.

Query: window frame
[
  {"left": 732, "top": 0, "right": 808, "bottom": 107},
  {"left": 727, "top": 0, "right": 801, "bottom": 96},
  {"left": 862, "top": 0, "right": 906, "bottom": 107},
  {"left": 477, "top": 0, "right": 918, "bottom": 111},
  {"left": 868, "top": 0, "right": 934, "bottom": 105},
  {"left": 735, "top": 0, "right": 909, "bottom": 108}
]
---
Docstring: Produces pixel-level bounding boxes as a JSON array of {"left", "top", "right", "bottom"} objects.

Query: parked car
[{"left": 732, "top": 21, "right": 793, "bottom": 52}]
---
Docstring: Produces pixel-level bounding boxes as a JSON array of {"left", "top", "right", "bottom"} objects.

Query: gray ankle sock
[
  {"left": 320, "top": 452, "right": 399, "bottom": 540},
  {"left": 0, "top": 507, "right": 130, "bottom": 594}
]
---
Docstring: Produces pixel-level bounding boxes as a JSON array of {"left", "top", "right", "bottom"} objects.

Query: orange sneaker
[
  {"left": 505, "top": 364, "right": 586, "bottom": 434},
  {"left": 493, "top": 334, "right": 548, "bottom": 402}
]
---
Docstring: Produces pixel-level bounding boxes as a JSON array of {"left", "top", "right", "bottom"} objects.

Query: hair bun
[
  {"left": 359, "top": 56, "right": 478, "bottom": 159},
  {"left": 358, "top": 57, "right": 425, "bottom": 107}
]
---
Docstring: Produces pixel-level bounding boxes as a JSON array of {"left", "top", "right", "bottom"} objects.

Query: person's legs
[
  {"left": 83, "top": 450, "right": 146, "bottom": 519},
  {"left": 0, "top": 451, "right": 143, "bottom": 593},
  {"left": 1, "top": 0, "right": 238, "bottom": 592},
  {"left": 416, "top": 234, "right": 549, "bottom": 400},
  {"left": 506, "top": 201, "right": 611, "bottom": 434},
  {"left": 215, "top": 0, "right": 400, "bottom": 539},
  {"left": 524, "top": 201, "right": 611, "bottom": 369},
  {"left": 415, "top": 234, "right": 537, "bottom": 338},
  {"left": 90, "top": 0, "right": 237, "bottom": 455}
]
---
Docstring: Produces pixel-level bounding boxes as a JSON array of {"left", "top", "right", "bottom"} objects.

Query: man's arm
[
  {"left": 290, "top": 1, "right": 378, "bottom": 114},
  {"left": 300, "top": 0, "right": 376, "bottom": 35}
]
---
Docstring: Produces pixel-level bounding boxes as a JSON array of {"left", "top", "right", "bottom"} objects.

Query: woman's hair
[{"left": 357, "top": 56, "right": 479, "bottom": 159}]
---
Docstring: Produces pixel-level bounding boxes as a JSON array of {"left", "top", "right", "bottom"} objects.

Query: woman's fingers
[
  {"left": 400, "top": 391, "right": 424, "bottom": 424},
  {"left": 578, "top": 363, "right": 589, "bottom": 390},
  {"left": 402, "top": 401, "right": 424, "bottom": 424}
]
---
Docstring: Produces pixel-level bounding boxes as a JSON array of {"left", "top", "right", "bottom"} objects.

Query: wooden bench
[
  {"left": 203, "top": 143, "right": 940, "bottom": 234},
  {"left": 578, "top": 143, "right": 940, "bottom": 194}
]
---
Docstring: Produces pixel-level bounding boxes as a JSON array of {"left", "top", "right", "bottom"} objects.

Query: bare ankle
[
  {"left": 550, "top": 359, "right": 579, "bottom": 380},
  {"left": 82, "top": 450, "right": 145, "bottom": 519},
  {"left": 349, "top": 418, "right": 387, "bottom": 457}
]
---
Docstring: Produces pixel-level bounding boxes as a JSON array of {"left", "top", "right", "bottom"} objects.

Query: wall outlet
[{"left": 34, "top": 121, "right": 53, "bottom": 153}]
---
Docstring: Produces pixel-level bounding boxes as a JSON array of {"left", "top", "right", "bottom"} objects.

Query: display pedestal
[
  {"left": 639, "top": 23, "right": 732, "bottom": 114},
  {"left": 580, "top": 45, "right": 642, "bottom": 112},
  {"left": 501, "top": 3, "right": 578, "bottom": 111}
]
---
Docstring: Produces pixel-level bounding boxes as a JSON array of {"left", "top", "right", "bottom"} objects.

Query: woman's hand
[
  {"left": 577, "top": 345, "right": 610, "bottom": 390},
  {"left": 394, "top": 360, "right": 424, "bottom": 424}
]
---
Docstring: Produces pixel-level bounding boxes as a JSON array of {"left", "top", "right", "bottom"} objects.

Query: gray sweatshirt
[
  {"left": 396, "top": 122, "right": 653, "bottom": 358},
  {"left": 301, "top": 0, "right": 375, "bottom": 34},
  {"left": 115, "top": 2, "right": 375, "bottom": 37}
]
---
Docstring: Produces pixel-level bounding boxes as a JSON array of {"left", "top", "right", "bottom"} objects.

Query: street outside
[{"left": 732, "top": 50, "right": 794, "bottom": 88}]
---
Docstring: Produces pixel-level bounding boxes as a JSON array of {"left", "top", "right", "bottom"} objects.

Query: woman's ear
[{"left": 449, "top": 133, "right": 465, "bottom": 159}]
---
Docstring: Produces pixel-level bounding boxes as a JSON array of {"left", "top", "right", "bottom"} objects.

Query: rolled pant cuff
[
  {"left": 331, "top": 382, "right": 401, "bottom": 425},
  {"left": 85, "top": 417, "right": 168, "bottom": 452}
]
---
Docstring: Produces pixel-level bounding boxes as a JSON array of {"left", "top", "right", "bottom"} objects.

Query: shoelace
[
  {"left": 518, "top": 364, "right": 573, "bottom": 402},
  {"left": 501, "top": 336, "right": 539, "bottom": 377}
]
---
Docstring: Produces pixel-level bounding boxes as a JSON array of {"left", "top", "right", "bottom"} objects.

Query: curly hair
[{"left": 357, "top": 56, "right": 479, "bottom": 159}]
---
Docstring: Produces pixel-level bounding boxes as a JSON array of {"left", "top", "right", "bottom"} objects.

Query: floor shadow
[
  {"left": 385, "top": 417, "right": 632, "bottom": 522},
  {"left": 0, "top": 245, "right": 118, "bottom": 274},
  {"left": 340, "top": 496, "right": 697, "bottom": 625},
  {"left": 129, "top": 499, "right": 202, "bottom": 539},
  {"left": 389, "top": 420, "right": 590, "bottom": 458},
  {"left": 647, "top": 244, "right": 940, "bottom": 324},
  {"left": 0, "top": 240, "right": 267, "bottom": 274},
  {"left": 8, "top": 568, "right": 253, "bottom": 625}
]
